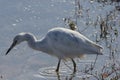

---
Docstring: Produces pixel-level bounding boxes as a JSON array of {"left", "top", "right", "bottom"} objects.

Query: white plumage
[{"left": 6, "top": 27, "right": 103, "bottom": 73}]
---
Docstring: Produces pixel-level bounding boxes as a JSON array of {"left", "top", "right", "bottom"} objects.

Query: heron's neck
[
  {"left": 26, "top": 34, "right": 37, "bottom": 50},
  {"left": 26, "top": 34, "right": 47, "bottom": 52}
]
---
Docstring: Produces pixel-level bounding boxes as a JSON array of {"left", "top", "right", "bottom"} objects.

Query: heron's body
[
  {"left": 6, "top": 27, "right": 103, "bottom": 73},
  {"left": 37, "top": 28, "right": 102, "bottom": 59}
]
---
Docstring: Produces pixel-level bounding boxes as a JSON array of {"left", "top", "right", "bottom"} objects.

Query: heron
[{"left": 5, "top": 27, "right": 103, "bottom": 73}]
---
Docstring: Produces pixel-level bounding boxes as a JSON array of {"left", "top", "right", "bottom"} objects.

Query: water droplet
[{"left": 12, "top": 24, "right": 17, "bottom": 26}]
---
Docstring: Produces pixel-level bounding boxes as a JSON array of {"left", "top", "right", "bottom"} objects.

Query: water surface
[{"left": 0, "top": 0, "right": 120, "bottom": 80}]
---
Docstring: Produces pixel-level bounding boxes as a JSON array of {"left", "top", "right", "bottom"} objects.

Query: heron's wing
[{"left": 47, "top": 29, "right": 102, "bottom": 58}]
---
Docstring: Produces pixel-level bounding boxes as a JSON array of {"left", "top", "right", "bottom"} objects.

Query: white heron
[{"left": 6, "top": 27, "right": 103, "bottom": 73}]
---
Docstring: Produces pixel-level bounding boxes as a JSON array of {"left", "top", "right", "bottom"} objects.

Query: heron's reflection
[
  {"left": 56, "top": 71, "right": 76, "bottom": 80},
  {"left": 38, "top": 66, "right": 82, "bottom": 80}
]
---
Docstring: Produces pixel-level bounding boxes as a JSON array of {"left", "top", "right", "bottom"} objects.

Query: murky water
[{"left": 0, "top": 0, "right": 120, "bottom": 80}]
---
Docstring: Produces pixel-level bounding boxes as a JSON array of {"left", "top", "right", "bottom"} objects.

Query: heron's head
[{"left": 5, "top": 33, "right": 27, "bottom": 55}]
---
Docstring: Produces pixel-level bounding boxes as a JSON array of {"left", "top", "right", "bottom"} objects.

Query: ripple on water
[
  {"left": 39, "top": 66, "right": 72, "bottom": 77},
  {"left": 35, "top": 65, "right": 92, "bottom": 80}
]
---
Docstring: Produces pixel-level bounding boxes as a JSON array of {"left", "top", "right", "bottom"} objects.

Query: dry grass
[{"left": 63, "top": 0, "right": 120, "bottom": 79}]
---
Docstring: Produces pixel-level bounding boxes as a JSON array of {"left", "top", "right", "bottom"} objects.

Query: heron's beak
[{"left": 6, "top": 41, "right": 17, "bottom": 55}]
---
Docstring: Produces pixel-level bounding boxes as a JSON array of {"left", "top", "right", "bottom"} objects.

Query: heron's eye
[
  {"left": 13, "top": 40, "right": 18, "bottom": 44},
  {"left": 15, "top": 40, "right": 17, "bottom": 43}
]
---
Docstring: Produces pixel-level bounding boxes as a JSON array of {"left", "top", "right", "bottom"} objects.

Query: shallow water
[{"left": 0, "top": 0, "right": 120, "bottom": 80}]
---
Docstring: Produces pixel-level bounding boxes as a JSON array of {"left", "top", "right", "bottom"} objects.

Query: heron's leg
[
  {"left": 71, "top": 58, "right": 76, "bottom": 73},
  {"left": 56, "top": 59, "right": 61, "bottom": 72}
]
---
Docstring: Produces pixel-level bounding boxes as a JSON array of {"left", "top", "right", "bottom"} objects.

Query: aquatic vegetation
[{"left": 62, "top": 0, "right": 120, "bottom": 80}]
